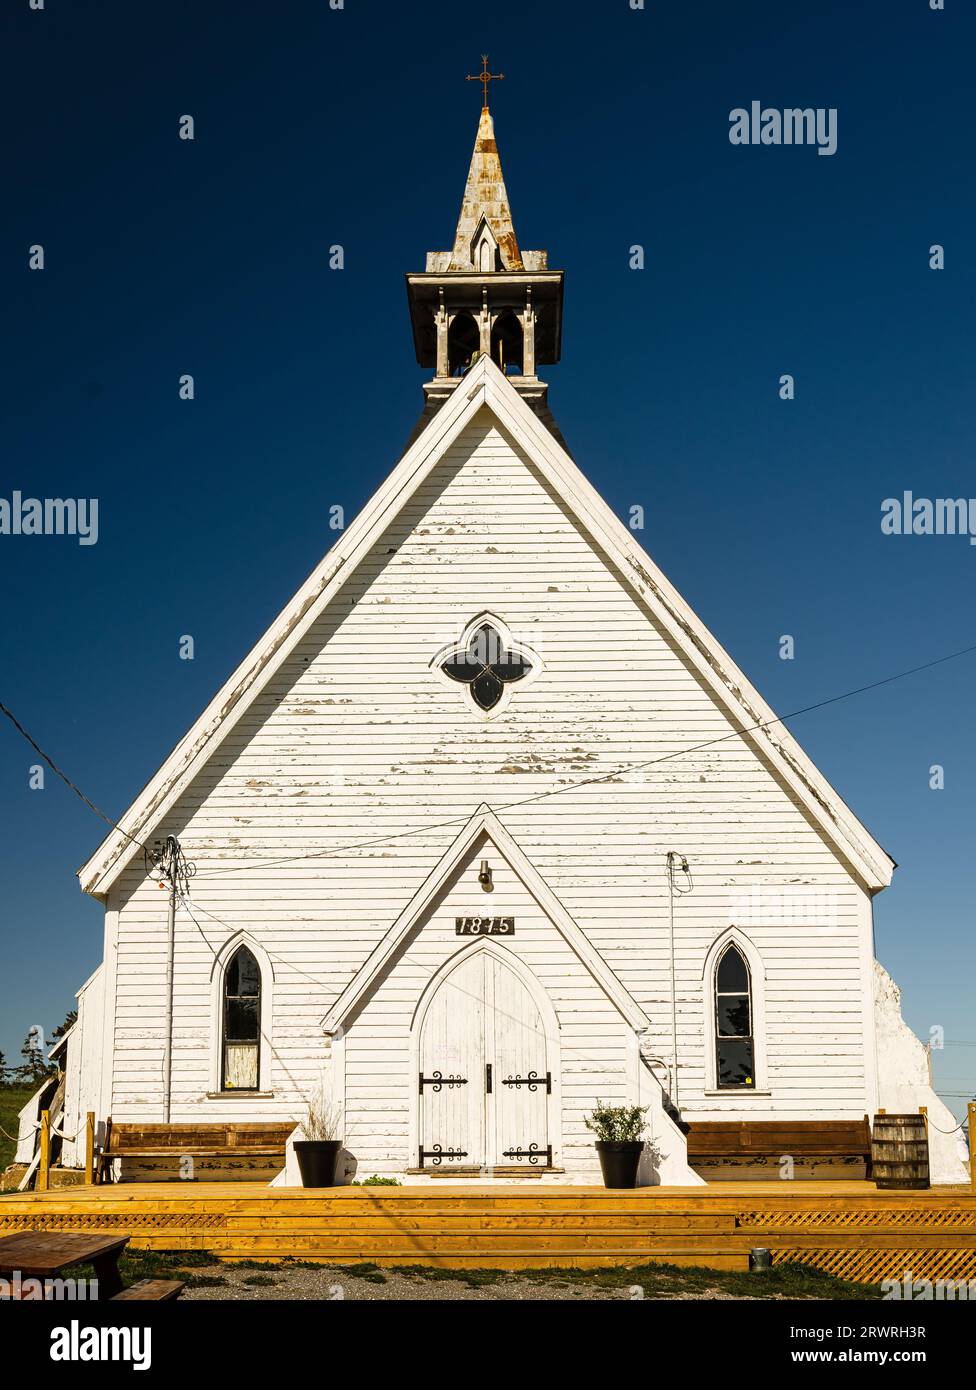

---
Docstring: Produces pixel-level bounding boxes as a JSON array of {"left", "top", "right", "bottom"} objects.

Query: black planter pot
[
  {"left": 294, "top": 1139, "right": 343, "bottom": 1187},
  {"left": 595, "top": 1140, "right": 644, "bottom": 1189}
]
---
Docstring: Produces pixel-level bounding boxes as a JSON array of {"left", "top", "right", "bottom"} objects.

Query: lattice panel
[
  {"left": 0, "top": 1213, "right": 226, "bottom": 1232},
  {"left": 772, "top": 1246, "right": 976, "bottom": 1286},
  {"left": 740, "top": 1208, "right": 976, "bottom": 1232}
]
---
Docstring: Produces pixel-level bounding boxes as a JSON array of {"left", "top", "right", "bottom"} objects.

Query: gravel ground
[{"left": 180, "top": 1264, "right": 766, "bottom": 1301}]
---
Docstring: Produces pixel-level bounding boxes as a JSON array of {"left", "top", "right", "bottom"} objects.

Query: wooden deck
[{"left": 2, "top": 1181, "right": 974, "bottom": 1281}]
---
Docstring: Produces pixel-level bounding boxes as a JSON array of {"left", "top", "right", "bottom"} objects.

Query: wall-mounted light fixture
[{"left": 478, "top": 859, "right": 493, "bottom": 891}]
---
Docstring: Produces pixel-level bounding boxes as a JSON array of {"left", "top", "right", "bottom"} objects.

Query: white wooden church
[{"left": 58, "top": 94, "right": 965, "bottom": 1186}]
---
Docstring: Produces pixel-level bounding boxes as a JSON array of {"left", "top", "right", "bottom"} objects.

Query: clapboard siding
[{"left": 107, "top": 410, "right": 872, "bottom": 1133}]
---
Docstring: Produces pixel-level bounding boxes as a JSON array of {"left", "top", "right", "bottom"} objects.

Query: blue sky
[{"left": 1, "top": 1, "right": 973, "bottom": 1113}]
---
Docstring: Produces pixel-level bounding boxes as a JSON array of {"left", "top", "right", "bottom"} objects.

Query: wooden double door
[{"left": 418, "top": 949, "right": 552, "bottom": 1171}]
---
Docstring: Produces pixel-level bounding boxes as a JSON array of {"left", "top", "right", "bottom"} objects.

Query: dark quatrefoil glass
[{"left": 440, "top": 622, "right": 533, "bottom": 711}]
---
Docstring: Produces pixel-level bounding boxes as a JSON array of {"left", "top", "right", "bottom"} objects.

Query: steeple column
[
  {"left": 522, "top": 293, "right": 536, "bottom": 378},
  {"left": 435, "top": 295, "right": 449, "bottom": 379},
  {"left": 479, "top": 290, "right": 491, "bottom": 357}
]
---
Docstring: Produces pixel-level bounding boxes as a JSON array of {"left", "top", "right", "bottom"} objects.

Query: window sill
[
  {"left": 701, "top": 1089, "right": 771, "bottom": 1098},
  {"left": 205, "top": 1091, "right": 275, "bottom": 1100}
]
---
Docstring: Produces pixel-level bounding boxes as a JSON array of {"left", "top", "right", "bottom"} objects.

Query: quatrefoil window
[{"left": 439, "top": 621, "right": 534, "bottom": 712}]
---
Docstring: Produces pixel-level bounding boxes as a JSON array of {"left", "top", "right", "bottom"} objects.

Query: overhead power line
[{"left": 0, "top": 699, "right": 150, "bottom": 857}]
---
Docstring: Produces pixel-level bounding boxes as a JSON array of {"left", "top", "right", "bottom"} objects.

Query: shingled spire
[
  {"left": 405, "top": 65, "right": 565, "bottom": 444},
  {"left": 447, "top": 104, "right": 526, "bottom": 273}
]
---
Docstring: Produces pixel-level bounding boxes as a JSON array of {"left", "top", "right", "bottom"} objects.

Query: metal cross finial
[{"left": 466, "top": 54, "right": 504, "bottom": 109}]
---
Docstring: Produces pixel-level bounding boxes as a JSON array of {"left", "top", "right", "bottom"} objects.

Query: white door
[
  {"left": 418, "top": 952, "right": 485, "bottom": 1169},
  {"left": 489, "top": 953, "right": 551, "bottom": 1169},
  {"left": 418, "top": 949, "right": 551, "bottom": 1172}
]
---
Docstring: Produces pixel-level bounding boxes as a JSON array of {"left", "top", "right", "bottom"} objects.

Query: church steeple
[
  {"left": 447, "top": 104, "right": 525, "bottom": 273},
  {"left": 405, "top": 62, "right": 565, "bottom": 429}
]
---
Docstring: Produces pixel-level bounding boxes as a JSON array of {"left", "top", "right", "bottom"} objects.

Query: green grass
[
  {"left": 0, "top": 1086, "right": 35, "bottom": 1173},
  {"left": 520, "top": 1260, "right": 882, "bottom": 1300},
  {"left": 68, "top": 1250, "right": 229, "bottom": 1290},
  {"left": 338, "top": 1261, "right": 387, "bottom": 1283},
  {"left": 395, "top": 1264, "right": 504, "bottom": 1288},
  {"left": 388, "top": 1259, "right": 881, "bottom": 1299}
]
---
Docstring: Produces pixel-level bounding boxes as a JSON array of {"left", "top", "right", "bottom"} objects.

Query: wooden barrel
[{"left": 871, "top": 1113, "right": 930, "bottom": 1189}]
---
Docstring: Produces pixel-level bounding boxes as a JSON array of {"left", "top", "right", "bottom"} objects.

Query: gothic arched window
[
  {"left": 714, "top": 943, "right": 755, "bottom": 1089},
  {"left": 222, "top": 946, "right": 261, "bottom": 1091}
]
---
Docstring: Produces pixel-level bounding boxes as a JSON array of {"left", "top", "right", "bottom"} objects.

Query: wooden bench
[
  {"left": 111, "top": 1279, "right": 184, "bottom": 1302},
  {"left": 685, "top": 1118, "right": 872, "bottom": 1162},
  {"left": 96, "top": 1122, "right": 294, "bottom": 1183}
]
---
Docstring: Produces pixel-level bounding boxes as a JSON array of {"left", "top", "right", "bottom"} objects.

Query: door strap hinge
[
  {"left": 501, "top": 1071, "right": 551, "bottom": 1093},
  {"left": 419, "top": 1145, "right": 469, "bottom": 1167},
  {"left": 501, "top": 1144, "right": 553, "bottom": 1167},
  {"left": 419, "top": 1071, "right": 468, "bottom": 1093}
]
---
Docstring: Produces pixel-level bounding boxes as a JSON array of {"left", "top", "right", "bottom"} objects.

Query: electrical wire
[
  {"left": 0, "top": 699, "right": 151, "bottom": 857},
  {"left": 925, "top": 1118, "right": 967, "bottom": 1134}
]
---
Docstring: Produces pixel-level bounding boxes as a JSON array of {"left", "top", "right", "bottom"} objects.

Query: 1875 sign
[{"left": 455, "top": 916, "right": 515, "bottom": 936}]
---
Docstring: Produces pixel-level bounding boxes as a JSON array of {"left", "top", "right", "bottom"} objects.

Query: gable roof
[
  {"left": 320, "top": 805, "right": 650, "bottom": 1034},
  {"left": 79, "top": 354, "right": 896, "bottom": 896}
]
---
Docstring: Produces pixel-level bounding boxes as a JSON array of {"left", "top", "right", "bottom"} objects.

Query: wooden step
[
  {"left": 10, "top": 1190, "right": 973, "bottom": 1211},
  {"left": 171, "top": 1212, "right": 735, "bottom": 1231},
  {"left": 48, "top": 1216, "right": 731, "bottom": 1233},
  {"left": 4, "top": 1193, "right": 696, "bottom": 1212},
  {"left": 0, "top": 1201, "right": 736, "bottom": 1223}
]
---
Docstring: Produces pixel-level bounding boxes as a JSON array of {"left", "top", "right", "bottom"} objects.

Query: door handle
[{"left": 486, "top": 1063, "right": 492, "bottom": 1094}]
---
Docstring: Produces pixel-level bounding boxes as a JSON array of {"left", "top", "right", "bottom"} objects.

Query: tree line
[{"left": 0, "top": 1011, "right": 77, "bottom": 1087}]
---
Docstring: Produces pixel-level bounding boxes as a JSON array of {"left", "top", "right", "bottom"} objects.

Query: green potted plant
[
  {"left": 294, "top": 1088, "right": 343, "bottom": 1188},
  {"left": 585, "top": 1102, "right": 647, "bottom": 1188}
]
